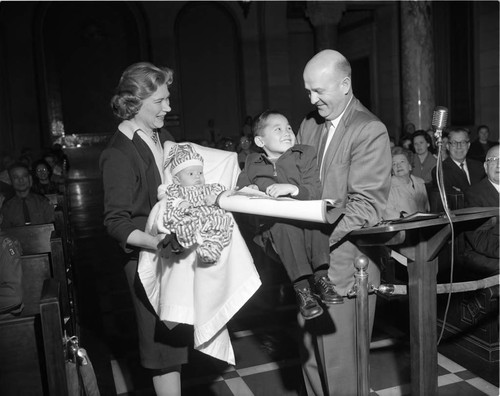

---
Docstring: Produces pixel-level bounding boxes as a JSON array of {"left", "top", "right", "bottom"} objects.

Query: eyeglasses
[
  {"left": 486, "top": 156, "right": 499, "bottom": 163},
  {"left": 448, "top": 140, "right": 470, "bottom": 148}
]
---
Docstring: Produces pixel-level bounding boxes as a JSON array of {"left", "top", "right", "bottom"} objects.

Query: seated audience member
[
  {"left": 0, "top": 177, "right": 14, "bottom": 202},
  {"left": 31, "top": 159, "right": 59, "bottom": 195},
  {"left": 0, "top": 201, "right": 24, "bottom": 319},
  {"left": 431, "top": 128, "right": 485, "bottom": 194},
  {"left": 463, "top": 145, "right": 499, "bottom": 275},
  {"left": 0, "top": 154, "right": 15, "bottom": 185},
  {"left": 43, "top": 152, "right": 65, "bottom": 187},
  {"left": 467, "top": 125, "right": 496, "bottom": 163},
  {"left": 236, "top": 135, "right": 256, "bottom": 169},
  {"left": 411, "top": 130, "right": 437, "bottom": 190},
  {"left": 217, "top": 136, "right": 236, "bottom": 152},
  {"left": 385, "top": 147, "right": 429, "bottom": 219},
  {"left": 0, "top": 162, "right": 55, "bottom": 228},
  {"left": 399, "top": 133, "right": 413, "bottom": 151},
  {"left": 389, "top": 136, "right": 396, "bottom": 149}
]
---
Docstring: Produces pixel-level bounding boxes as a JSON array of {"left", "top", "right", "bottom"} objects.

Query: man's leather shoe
[
  {"left": 314, "top": 275, "right": 344, "bottom": 305},
  {"left": 295, "top": 286, "right": 323, "bottom": 320}
]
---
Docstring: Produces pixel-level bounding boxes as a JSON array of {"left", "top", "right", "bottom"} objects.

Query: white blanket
[{"left": 138, "top": 142, "right": 261, "bottom": 364}]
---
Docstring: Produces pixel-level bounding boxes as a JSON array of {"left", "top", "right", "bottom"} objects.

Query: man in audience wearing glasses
[
  {"left": 432, "top": 128, "right": 485, "bottom": 195},
  {"left": 0, "top": 162, "right": 54, "bottom": 228}
]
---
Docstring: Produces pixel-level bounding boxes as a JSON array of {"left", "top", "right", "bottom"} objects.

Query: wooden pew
[
  {"left": 0, "top": 240, "right": 67, "bottom": 396},
  {"left": 2, "top": 224, "right": 72, "bottom": 324}
]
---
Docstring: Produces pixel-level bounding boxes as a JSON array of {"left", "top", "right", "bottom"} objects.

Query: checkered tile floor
[
  {"left": 102, "top": 288, "right": 499, "bottom": 396},
  {"left": 69, "top": 184, "right": 498, "bottom": 396}
]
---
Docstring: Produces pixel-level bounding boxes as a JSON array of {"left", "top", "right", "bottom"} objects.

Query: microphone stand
[{"left": 433, "top": 128, "right": 456, "bottom": 345}]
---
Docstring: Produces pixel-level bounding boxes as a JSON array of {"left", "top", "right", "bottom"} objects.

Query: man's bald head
[
  {"left": 304, "top": 49, "right": 351, "bottom": 80},
  {"left": 484, "top": 145, "right": 499, "bottom": 185},
  {"left": 303, "top": 50, "right": 352, "bottom": 120}
]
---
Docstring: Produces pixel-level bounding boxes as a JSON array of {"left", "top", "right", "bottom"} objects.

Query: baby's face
[{"left": 175, "top": 165, "right": 205, "bottom": 186}]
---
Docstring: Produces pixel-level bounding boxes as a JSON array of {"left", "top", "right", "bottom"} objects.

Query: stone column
[
  {"left": 306, "top": 1, "right": 346, "bottom": 51},
  {"left": 400, "top": 1, "right": 435, "bottom": 131}
]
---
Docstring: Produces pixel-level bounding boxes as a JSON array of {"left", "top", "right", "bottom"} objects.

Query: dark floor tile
[
  {"left": 369, "top": 345, "right": 411, "bottom": 391},
  {"left": 243, "top": 365, "right": 303, "bottom": 396},
  {"left": 438, "top": 380, "right": 492, "bottom": 396},
  {"left": 182, "top": 380, "right": 234, "bottom": 396}
]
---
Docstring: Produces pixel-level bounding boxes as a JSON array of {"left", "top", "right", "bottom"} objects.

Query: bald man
[
  {"left": 297, "top": 50, "right": 391, "bottom": 395},
  {"left": 463, "top": 145, "right": 499, "bottom": 275}
]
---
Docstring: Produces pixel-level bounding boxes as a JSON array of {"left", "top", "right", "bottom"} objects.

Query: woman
[
  {"left": 385, "top": 147, "right": 429, "bottom": 219},
  {"left": 31, "top": 159, "right": 59, "bottom": 195},
  {"left": 99, "top": 62, "right": 190, "bottom": 395},
  {"left": 411, "top": 130, "right": 437, "bottom": 190}
]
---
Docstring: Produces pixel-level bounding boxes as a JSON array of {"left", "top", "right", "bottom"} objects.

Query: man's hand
[{"left": 265, "top": 183, "right": 299, "bottom": 198}]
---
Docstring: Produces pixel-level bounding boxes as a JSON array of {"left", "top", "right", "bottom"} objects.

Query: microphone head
[{"left": 432, "top": 106, "right": 448, "bottom": 131}]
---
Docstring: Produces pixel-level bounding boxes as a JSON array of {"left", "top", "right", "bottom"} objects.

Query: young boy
[
  {"left": 160, "top": 143, "right": 234, "bottom": 264},
  {"left": 237, "top": 110, "right": 343, "bottom": 320}
]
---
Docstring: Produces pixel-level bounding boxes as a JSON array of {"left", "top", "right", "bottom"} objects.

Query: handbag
[{"left": 65, "top": 335, "right": 101, "bottom": 396}]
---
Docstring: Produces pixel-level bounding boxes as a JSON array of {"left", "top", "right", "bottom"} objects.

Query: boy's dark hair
[{"left": 252, "top": 109, "right": 285, "bottom": 137}]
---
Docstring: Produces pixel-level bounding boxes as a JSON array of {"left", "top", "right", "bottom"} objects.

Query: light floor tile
[
  {"left": 438, "top": 373, "right": 463, "bottom": 386},
  {"left": 466, "top": 377, "right": 500, "bottom": 396},
  {"left": 438, "top": 353, "right": 467, "bottom": 373},
  {"left": 374, "top": 383, "right": 410, "bottom": 396}
]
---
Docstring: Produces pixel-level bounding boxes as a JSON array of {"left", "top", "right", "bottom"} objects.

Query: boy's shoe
[
  {"left": 295, "top": 286, "right": 323, "bottom": 320},
  {"left": 314, "top": 275, "right": 344, "bottom": 305}
]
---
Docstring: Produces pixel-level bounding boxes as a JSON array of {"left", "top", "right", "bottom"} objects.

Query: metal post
[{"left": 348, "top": 255, "right": 370, "bottom": 396}]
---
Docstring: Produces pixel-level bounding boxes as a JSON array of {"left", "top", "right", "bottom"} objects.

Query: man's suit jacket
[
  {"left": 432, "top": 157, "right": 485, "bottom": 194},
  {"left": 464, "top": 178, "right": 499, "bottom": 264},
  {"left": 465, "top": 177, "right": 499, "bottom": 208},
  {"left": 100, "top": 129, "right": 170, "bottom": 253},
  {"left": 297, "top": 97, "right": 392, "bottom": 293}
]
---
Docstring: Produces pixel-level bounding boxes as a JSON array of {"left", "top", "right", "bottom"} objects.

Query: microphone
[{"left": 432, "top": 106, "right": 448, "bottom": 142}]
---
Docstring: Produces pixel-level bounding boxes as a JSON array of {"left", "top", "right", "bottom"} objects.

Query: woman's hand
[
  {"left": 204, "top": 193, "right": 218, "bottom": 206},
  {"left": 265, "top": 183, "right": 299, "bottom": 198}
]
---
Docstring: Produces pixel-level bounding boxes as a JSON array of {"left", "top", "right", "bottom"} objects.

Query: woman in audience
[
  {"left": 410, "top": 130, "right": 437, "bottom": 191},
  {"left": 385, "top": 147, "right": 429, "bottom": 219},
  {"left": 31, "top": 159, "right": 59, "bottom": 195}
]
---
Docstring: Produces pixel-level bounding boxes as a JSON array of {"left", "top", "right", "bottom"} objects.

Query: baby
[{"left": 160, "top": 143, "right": 233, "bottom": 264}]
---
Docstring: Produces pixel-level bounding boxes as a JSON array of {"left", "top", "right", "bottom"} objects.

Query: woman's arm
[{"left": 126, "top": 230, "right": 165, "bottom": 250}]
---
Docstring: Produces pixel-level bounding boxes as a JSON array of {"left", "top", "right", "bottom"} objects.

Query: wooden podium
[{"left": 349, "top": 207, "right": 499, "bottom": 396}]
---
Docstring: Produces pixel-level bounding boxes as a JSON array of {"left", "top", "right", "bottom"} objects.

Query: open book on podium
[{"left": 217, "top": 187, "right": 345, "bottom": 224}]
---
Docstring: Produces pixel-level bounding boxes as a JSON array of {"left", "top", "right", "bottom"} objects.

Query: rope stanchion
[
  {"left": 375, "top": 275, "right": 499, "bottom": 296},
  {"left": 347, "top": 255, "right": 371, "bottom": 396}
]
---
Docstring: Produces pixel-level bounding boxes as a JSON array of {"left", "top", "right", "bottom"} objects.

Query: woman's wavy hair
[{"left": 110, "top": 62, "right": 173, "bottom": 120}]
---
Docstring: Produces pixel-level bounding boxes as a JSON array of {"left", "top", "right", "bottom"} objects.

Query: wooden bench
[
  {"left": 2, "top": 224, "right": 73, "bottom": 325},
  {"left": 424, "top": 190, "right": 498, "bottom": 362},
  {"left": 0, "top": 237, "right": 67, "bottom": 396}
]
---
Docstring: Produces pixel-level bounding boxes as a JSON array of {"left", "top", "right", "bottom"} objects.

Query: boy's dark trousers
[{"left": 261, "top": 220, "right": 330, "bottom": 282}]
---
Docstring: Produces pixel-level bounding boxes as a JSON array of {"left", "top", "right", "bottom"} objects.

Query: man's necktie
[
  {"left": 460, "top": 162, "right": 470, "bottom": 185},
  {"left": 318, "top": 122, "right": 331, "bottom": 167},
  {"left": 22, "top": 198, "right": 31, "bottom": 225}
]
